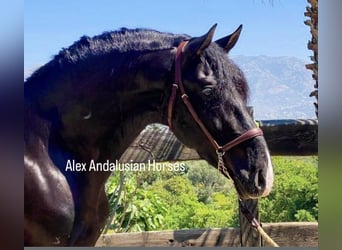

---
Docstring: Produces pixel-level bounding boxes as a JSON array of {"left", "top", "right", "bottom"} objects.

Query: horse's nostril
[{"left": 255, "top": 169, "right": 266, "bottom": 191}]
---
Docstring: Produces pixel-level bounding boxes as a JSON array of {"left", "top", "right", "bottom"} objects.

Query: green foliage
[
  {"left": 294, "top": 209, "right": 316, "bottom": 222},
  {"left": 259, "top": 156, "right": 318, "bottom": 222},
  {"left": 104, "top": 156, "right": 318, "bottom": 233},
  {"left": 105, "top": 171, "right": 168, "bottom": 233},
  {"left": 147, "top": 167, "right": 239, "bottom": 229},
  {"left": 186, "top": 160, "right": 232, "bottom": 203}
]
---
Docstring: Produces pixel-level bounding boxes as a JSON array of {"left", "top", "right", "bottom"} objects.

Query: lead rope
[
  {"left": 238, "top": 197, "right": 279, "bottom": 247},
  {"left": 216, "top": 151, "right": 279, "bottom": 247}
]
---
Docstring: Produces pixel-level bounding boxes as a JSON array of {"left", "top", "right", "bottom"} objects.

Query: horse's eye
[{"left": 202, "top": 88, "right": 213, "bottom": 96}]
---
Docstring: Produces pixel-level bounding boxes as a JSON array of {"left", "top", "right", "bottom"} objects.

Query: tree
[
  {"left": 305, "top": 0, "right": 318, "bottom": 117},
  {"left": 186, "top": 160, "right": 234, "bottom": 203}
]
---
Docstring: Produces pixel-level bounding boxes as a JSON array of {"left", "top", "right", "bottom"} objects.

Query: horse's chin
[
  {"left": 234, "top": 184, "right": 261, "bottom": 200},
  {"left": 236, "top": 188, "right": 270, "bottom": 200},
  {"left": 233, "top": 175, "right": 273, "bottom": 200}
]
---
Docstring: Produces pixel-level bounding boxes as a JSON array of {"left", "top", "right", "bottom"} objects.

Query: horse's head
[{"left": 170, "top": 24, "right": 273, "bottom": 199}]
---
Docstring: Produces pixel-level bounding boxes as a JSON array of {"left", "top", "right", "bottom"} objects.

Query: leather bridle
[
  {"left": 167, "top": 41, "right": 264, "bottom": 177},
  {"left": 166, "top": 41, "right": 279, "bottom": 247}
]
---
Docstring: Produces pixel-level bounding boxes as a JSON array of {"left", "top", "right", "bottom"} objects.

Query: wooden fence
[
  {"left": 105, "top": 119, "right": 318, "bottom": 247},
  {"left": 96, "top": 222, "right": 318, "bottom": 247},
  {"left": 119, "top": 119, "right": 318, "bottom": 162}
]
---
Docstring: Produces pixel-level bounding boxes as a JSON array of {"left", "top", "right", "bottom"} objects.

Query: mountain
[{"left": 231, "top": 55, "right": 316, "bottom": 120}]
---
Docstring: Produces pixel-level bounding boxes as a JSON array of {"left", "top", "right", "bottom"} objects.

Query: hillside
[{"left": 232, "top": 55, "right": 316, "bottom": 120}]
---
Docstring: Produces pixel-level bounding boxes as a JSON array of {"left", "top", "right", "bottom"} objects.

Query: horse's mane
[
  {"left": 25, "top": 28, "right": 248, "bottom": 104},
  {"left": 24, "top": 28, "right": 189, "bottom": 105},
  {"left": 54, "top": 28, "right": 190, "bottom": 64}
]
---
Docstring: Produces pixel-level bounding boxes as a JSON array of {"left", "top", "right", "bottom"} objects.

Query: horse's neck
[
  {"left": 50, "top": 50, "right": 174, "bottom": 162},
  {"left": 105, "top": 85, "right": 169, "bottom": 161}
]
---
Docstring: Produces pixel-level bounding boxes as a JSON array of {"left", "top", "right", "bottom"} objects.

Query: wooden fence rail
[
  {"left": 96, "top": 222, "right": 318, "bottom": 247},
  {"left": 259, "top": 119, "right": 317, "bottom": 156},
  {"left": 120, "top": 119, "right": 318, "bottom": 163}
]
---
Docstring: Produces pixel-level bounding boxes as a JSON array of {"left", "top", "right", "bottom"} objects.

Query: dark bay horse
[{"left": 24, "top": 24, "right": 274, "bottom": 246}]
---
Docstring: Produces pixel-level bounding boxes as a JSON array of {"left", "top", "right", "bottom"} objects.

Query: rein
[{"left": 167, "top": 41, "right": 279, "bottom": 247}]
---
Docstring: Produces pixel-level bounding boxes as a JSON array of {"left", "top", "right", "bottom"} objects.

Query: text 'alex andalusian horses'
[{"left": 24, "top": 24, "right": 274, "bottom": 246}]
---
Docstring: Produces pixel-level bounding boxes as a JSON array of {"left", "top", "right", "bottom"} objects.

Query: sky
[{"left": 24, "top": 0, "right": 311, "bottom": 76}]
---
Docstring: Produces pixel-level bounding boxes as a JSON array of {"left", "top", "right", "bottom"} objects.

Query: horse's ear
[
  {"left": 184, "top": 24, "right": 217, "bottom": 56},
  {"left": 215, "top": 24, "right": 243, "bottom": 53}
]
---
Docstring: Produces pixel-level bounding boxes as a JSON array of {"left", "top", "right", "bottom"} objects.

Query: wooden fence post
[{"left": 239, "top": 199, "right": 261, "bottom": 246}]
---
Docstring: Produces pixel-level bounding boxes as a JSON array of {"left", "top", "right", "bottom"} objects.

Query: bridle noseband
[{"left": 167, "top": 41, "right": 263, "bottom": 177}]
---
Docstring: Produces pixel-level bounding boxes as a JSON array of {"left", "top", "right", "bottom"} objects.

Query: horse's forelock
[{"left": 204, "top": 44, "right": 249, "bottom": 102}]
